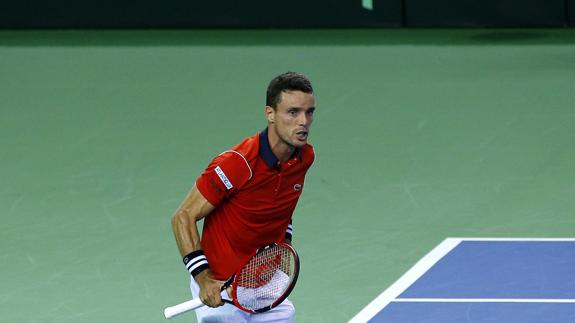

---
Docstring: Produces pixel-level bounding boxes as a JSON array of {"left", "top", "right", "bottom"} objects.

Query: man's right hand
[{"left": 195, "top": 269, "right": 224, "bottom": 308}]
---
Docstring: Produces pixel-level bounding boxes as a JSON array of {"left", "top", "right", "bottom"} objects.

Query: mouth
[{"left": 295, "top": 130, "right": 308, "bottom": 141}]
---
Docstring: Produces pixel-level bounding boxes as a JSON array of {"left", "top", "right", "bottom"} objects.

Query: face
[{"left": 266, "top": 90, "right": 315, "bottom": 148}]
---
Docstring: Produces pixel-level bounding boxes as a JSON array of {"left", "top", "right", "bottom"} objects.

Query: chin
[{"left": 292, "top": 140, "right": 307, "bottom": 147}]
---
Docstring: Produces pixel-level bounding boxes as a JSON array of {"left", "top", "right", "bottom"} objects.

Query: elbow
[
  {"left": 171, "top": 208, "right": 200, "bottom": 230},
  {"left": 171, "top": 209, "right": 187, "bottom": 230}
]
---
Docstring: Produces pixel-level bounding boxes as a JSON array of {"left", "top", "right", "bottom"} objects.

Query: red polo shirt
[{"left": 195, "top": 128, "right": 314, "bottom": 280}]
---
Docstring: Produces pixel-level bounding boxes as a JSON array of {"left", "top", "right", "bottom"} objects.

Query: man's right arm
[{"left": 171, "top": 185, "right": 223, "bottom": 308}]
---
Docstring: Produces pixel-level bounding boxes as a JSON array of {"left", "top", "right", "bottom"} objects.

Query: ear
[{"left": 265, "top": 106, "right": 275, "bottom": 123}]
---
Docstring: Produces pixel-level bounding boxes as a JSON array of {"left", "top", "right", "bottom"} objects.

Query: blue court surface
[{"left": 349, "top": 238, "right": 575, "bottom": 323}]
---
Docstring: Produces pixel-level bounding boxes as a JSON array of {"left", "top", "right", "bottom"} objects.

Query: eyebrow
[{"left": 288, "top": 106, "right": 315, "bottom": 111}]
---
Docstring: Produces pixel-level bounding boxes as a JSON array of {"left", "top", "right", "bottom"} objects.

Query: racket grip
[{"left": 164, "top": 297, "right": 204, "bottom": 319}]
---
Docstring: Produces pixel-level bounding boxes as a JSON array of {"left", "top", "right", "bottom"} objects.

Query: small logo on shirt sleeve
[
  {"left": 293, "top": 184, "right": 302, "bottom": 191},
  {"left": 215, "top": 166, "right": 233, "bottom": 190}
]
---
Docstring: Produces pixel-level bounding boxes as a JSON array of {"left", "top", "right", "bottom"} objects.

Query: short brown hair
[{"left": 266, "top": 72, "right": 313, "bottom": 108}]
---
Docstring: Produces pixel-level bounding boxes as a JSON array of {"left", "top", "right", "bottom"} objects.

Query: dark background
[{"left": 1, "top": 0, "right": 573, "bottom": 28}]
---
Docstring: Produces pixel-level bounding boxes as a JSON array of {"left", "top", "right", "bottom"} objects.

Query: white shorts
[{"left": 189, "top": 276, "right": 295, "bottom": 323}]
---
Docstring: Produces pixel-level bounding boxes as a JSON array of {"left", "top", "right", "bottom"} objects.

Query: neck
[{"left": 267, "top": 127, "right": 295, "bottom": 163}]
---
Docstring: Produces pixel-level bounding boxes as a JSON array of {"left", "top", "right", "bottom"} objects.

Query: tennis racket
[{"left": 164, "top": 242, "right": 300, "bottom": 319}]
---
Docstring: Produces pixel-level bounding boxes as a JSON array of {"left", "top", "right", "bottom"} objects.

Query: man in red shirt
[{"left": 171, "top": 71, "right": 316, "bottom": 322}]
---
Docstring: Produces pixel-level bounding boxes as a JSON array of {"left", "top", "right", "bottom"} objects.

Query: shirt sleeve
[{"left": 196, "top": 151, "right": 252, "bottom": 206}]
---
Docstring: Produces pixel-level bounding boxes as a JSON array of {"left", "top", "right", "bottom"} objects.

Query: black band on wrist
[
  {"left": 285, "top": 223, "right": 293, "bottom": 241},
  {"left": 183, "top": 250, "right": 210, "bottom": 278}
]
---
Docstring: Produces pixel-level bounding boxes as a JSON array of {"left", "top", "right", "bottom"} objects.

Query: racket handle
[{"left": 164, "top": 297, "right": 204, "bottom": 319}]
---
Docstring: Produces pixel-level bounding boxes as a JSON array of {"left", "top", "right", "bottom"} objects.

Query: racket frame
[
  {"left": 230, "top": 242, "right": 300, "bottom": 313},
  {"left": 164, "top": 242, "right": 299, "bottom": 319}
]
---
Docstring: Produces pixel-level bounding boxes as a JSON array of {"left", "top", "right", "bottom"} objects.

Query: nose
[{"left": 298, "top": 112, "right": 312, "bottom": 127}]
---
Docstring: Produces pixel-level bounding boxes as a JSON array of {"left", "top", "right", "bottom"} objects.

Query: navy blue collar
[
  {"left": 260, "top": 127, "right": 279, "bottom": 169},
  {"left": 259, "top": 127, "right": 302, "bottom": 169}
]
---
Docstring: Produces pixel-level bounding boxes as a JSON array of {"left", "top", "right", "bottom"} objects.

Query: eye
[{"left": 288, "top": 110, "right": 298, "bottom": 117}]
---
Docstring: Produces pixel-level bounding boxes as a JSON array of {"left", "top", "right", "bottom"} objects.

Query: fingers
[
  {"left": 200, "top": 280, "right": 225, "bottom": 308},
  {"left": 201, "top": 292, "right": 224, "bottom": 308},
  {"left": 197, "top": 269, "right": 226, "bottom": 307}
]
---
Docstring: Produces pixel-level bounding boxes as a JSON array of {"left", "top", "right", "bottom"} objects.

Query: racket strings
[{"left": 235, "top": 246, "right": 295, "bottom": 311}]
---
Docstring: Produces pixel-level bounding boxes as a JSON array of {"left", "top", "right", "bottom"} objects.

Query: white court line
[
  {"left": 394, "top": 298, "right": 575, "bottom": 303},
  {"left": 449, "top": 237, "right": 575, "bottom": 242},
  {"left": 348, "top": 237, "right": 575, "bottom": 323},
  {"left": 348, "top": 238, "right": 462, "bottom": 323}
]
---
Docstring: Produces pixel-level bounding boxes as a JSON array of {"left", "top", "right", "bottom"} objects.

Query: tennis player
[{"left": 171, "top": 71, "right": 316, "bottom": 322}]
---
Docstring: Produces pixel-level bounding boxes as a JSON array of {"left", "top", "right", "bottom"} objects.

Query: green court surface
[{"left": 1, "top": 29, "right": 575, "bottom": 322}]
